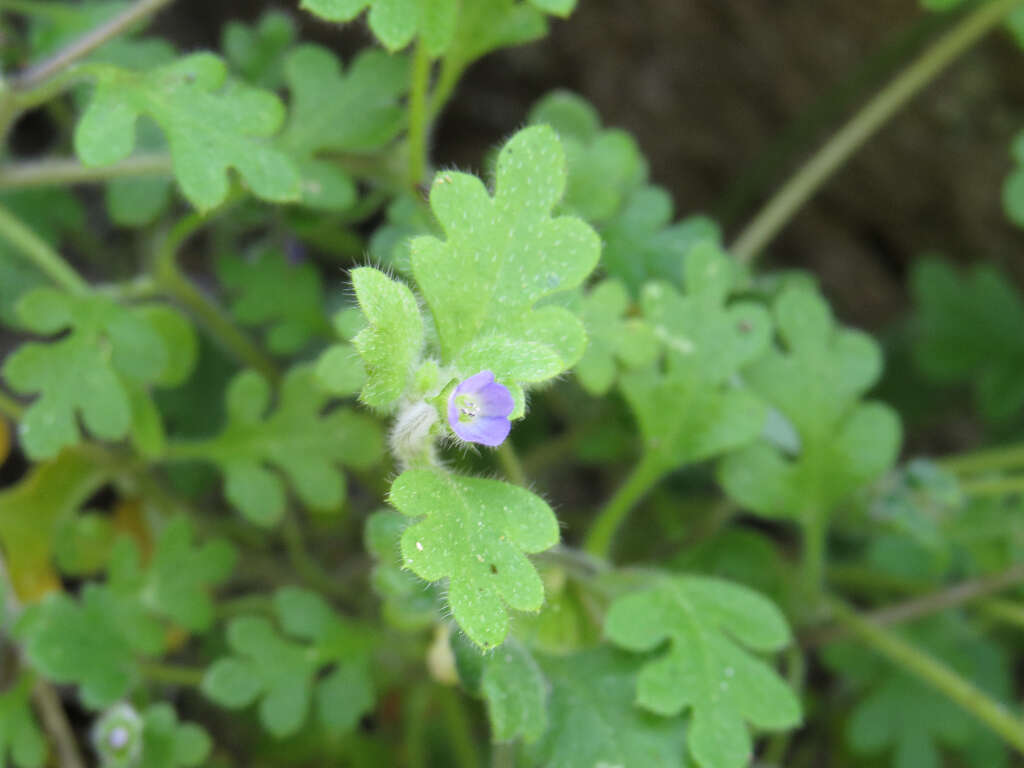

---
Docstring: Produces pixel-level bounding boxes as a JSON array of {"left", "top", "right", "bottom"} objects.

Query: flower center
[{"left": 455, "top": 394, "right": 479, "bottom": 421}]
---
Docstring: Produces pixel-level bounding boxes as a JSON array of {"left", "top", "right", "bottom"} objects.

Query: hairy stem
[
  {"left": 0, "top": 203, "right": 89, "bottom": 294},
  {"left": 584, "top": 453, "right": 663, "bottom": 559},
  {"left": 152, "top": 209, "right": 280, "bottom": 384},
  {"left": 0, "top": 154, "right": 171, "bottom": 189},
  {"left": 32, "top": 680, "right": 86, "bottom": 768},
  {"left": 730, "top": 0, "right": 1024, "bottom": 263},
  {"left": 825, "top": 596, "right": 1024, "bottom": 755},
  {"left": 496, "top": 442, "right": 527, "bottom": 486},
  {"left": 406, "top": 40, "right": 432, "bottom": 189},
  {"left": 9, "top": 0, "right": 175, "bottom": 90}
]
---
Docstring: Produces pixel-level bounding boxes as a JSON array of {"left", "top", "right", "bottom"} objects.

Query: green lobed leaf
[
  {"left": 390, "top": 469, "right": 560, "bottom": 649},
  {"left": 443, "top": 0, "right": 547, "bottom": 71},
  {"left": 529, "top": 90, "right": 646, "bottom": 224},
  {"left": 575, "top": 279, "right": 659, "bottom": 395},
  {"left": 281, "top": 44, "right": 408, "bottom": 209},
  {"left": 2, "top": 289, "right": 196, "bottom": 459},
  {"left": 300, "top": 0, "right": 458, "bottom": 54},
  {"left": 368, "top": 194, "right": 441, "bottom": 277},
  {"left": 909, "top": 258, "right": 1024, "bottom": 422},
  {"left": 719, "top": 286, "right": 901, "bottom": 521},
  {"left": 364, "top": 509, "right": 442, "bottom": 630},
  {"left": 138, "top": 705, "right": 211, "bottom": 768},
  {"left": 107, "top": 516, "right": 236, "bottom": 633},
  {"left": 479, "top": 639, "right": 549, "bottom": 743},
  {"left": 524, "top": 648, "right": 689, "bottom": 768},
  {"left": 202, "top": 587, "right": 375, "bottom": 737},
  {"left": 349, "top": 266, "right": 424, "bottom": 409},
  {"left": 601, "top": 187, "right": 721, "bottom": 296},
  {"left": 16, "top": 584, "right": 166, "bottom": 709},
  {"left": 0, "top": 673, "right": 46, "bottom": 768},
  {"left": 222, "top": 10, "right": 297, "bottom": 89},
  {"left": 173, "top": 364, "right": 384, "bottom": 525},
  {"left": 822, "top": 614, "right": 1010, "bottom": 768},
  {"left": 217, "top": 247, "right": 330, "bottom": 354},
  {"left": 605, "top": 575, "right": 801, "bottom": 768},
  {"left": 620, "top": 243, "right": 771, "bottom": 477},
  {"left": 75, "top": 54, "right": 301, "bottom": 211},
  {"left": 411, "top": 125, "right": 600, "bottom": 385}
]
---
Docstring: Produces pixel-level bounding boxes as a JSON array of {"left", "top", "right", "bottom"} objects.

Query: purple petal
[
  {"left": 452, "top": 415, "right": 511, "bottom": 447},
  {"left": 475, "top": 380, "right": 514, "bottom": 419},
  {"left": 455, "top": 370, "right": 498, "bottom": 397}
]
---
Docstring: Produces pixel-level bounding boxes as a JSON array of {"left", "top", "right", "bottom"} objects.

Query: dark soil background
[{"left": 157, "top": 0, "right": 1024, "bottom": 331}]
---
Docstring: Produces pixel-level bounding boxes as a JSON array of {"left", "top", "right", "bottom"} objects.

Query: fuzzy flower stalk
[{"left": 447, "top": 370, "right": 514, "bottom": 447}]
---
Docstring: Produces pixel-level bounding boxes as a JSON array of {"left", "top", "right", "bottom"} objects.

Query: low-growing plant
[{"left": 0, "top": 0, "right": 1023, "bottom": 766}]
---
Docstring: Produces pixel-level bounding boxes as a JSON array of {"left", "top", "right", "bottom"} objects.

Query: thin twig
[
  {"left": 10, "top": 0, "right": 175, "bottom": 90},
  {"left": 32, "top": 679, "right": 87, "bottom": 768},
  {"left": 806, "top": 564, "right": 1024, "bottom": 647},
  {"left": 0, "top": 154, "right": 172, "bottom": 189}
]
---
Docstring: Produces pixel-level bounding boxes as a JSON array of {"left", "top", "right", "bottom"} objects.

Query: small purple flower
[{"left": 447, "top": 370, "right": 514, "bottom": 447}]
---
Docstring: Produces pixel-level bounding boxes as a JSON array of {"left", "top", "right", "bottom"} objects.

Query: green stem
[
  {"left": 152, "top": 209, "right": 280, "bottom": 384},
  {"left": 0, "top": 390, "right": 24, "bottom": 421},
  {"left": 140, "top": 662, "right": 204, "bottom": 687},
  {"left": 809, "top": 563, "right": 1024, "bottom": 647},
  {"left": 0, "top": 203, "right": 89, "bottom": 293},
  {"left": 825, "top": 595, "right": 1024, "bottom": 755},
  {"left": 428, "top": 55, "right": 465, "bottom": 120},
  {"left": 959, "top": 474, "right": 1024, "bottom": 497},
  {"left": 9, "top": 0, "right": 175, "bottom": 90},
  {"left": 491, "top": 742, "right": 517, "bottom": 768},
  {"left": 0, "top": 154, "right": 171, "bottom": 189},
  {"left": 583, "top": 453, "right": 663, "bottom": 559},
  {"left": 496, "top": 442, "right": 527, "bottom": 486},
  {"left": 802, "top": 510, "right": 827, "bottom": 610},
  {"left": 939, "top": 441, "right": 1024, "bottom": 475},
  {"left": 406, "top": 40, "right": 432, "bottom": 189},
  {"left": 730, "top": 0, "right": 1024, "bottom": 264},
  {"left": 979, "top": 598, "right": 1024, "bottom": 631}
]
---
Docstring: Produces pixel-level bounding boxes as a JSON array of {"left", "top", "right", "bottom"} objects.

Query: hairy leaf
[
  {"left": 202, "top": 587, "right": 375, "bottom": 737},
  {"left": 390, "top": 469, "right": 560, "bottom": 648},
  {"left": 281, "top": 45, "right": 407, "bottom": 209},
  {"left": 172, "top": 365, "right": 384, "bottom": 525},
  {"left": 17, "top": 585, "right": 165, "bottom": 709},
  {"left": 364, "top": 509, "right": 442, "bottom": 629},
  {"left": 217, "top": 247, "right": 330, "bottom": 354},
  {"left": 620, "top": 243, "right": 771, "bottom": 477},
  {"left": 411, "top": 125, "right": 600, "bottom": 383},
  {"left": 525, "top": 648, "right": 688, "bottom": 768},
  {"left": 137, "top": 705, "right": 212, "bottom": 768},
  {"left": 605, "top": 575, "right": 801, "bottom": 768},
  {"left": 300, "top": 0, "right": 457, "bottom": 54},
  {"left": 108, "top": 516, "right": 236, "bottom": 632},
  {"left": 349, "top": 266, "right": 424, "bottom": 409},
  {"left": 719, "top": 286, "right": 901, "bottom": 520},
  {"left": 222, "top": 10, "right": 297, "bottom": 89},
  {"left": 480, "top": 639, "right": 549, "bottom": 743},
  {"left": 75, "top": 54, "right": 301, "bottom": 211},
  {"left": 575, "top": 279, "right": 658, "bottom": 395}
]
